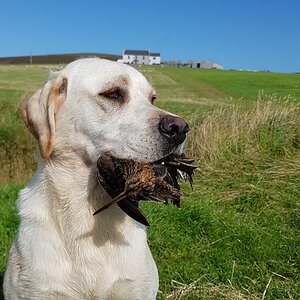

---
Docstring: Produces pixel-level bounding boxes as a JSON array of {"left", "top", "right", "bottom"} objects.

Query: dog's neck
[{"left": 24, "top": 150, "right": 142, "bottom": 249}]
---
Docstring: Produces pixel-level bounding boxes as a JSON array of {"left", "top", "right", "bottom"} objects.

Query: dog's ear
[{"left": 22, "top": 75, "right": 68, "bottom": 160}]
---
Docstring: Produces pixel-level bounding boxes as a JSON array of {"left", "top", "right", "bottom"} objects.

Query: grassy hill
[
  {"left": 141, "top": 66, "right": 300, "bottom": 105},
  {"left": 0, "top": 64, "right": 299, "bottom": 299},
  {"left": 0, "top": 53, "right": 121, "bottom": 64}
]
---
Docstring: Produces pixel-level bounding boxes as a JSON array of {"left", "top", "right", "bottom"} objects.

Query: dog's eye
[{"left": 99, "top": 88, "right": 124, "bottom": 102}]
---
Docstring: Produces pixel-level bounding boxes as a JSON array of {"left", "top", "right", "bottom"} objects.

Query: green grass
[
  {"left": 0, "top": 185, "right": 19, "bottom": 268},
  {"left": 0, "top": 185, "right": 20, "bottom": 299},
  {"left": 143, "top": 184, "right": 300, "bottom": 298},
  {"left": 157, "top": 68, "right": 300, "bottom": 103},
  {"left": 0, "top": 65, "right": 47, "bottom": 183},
  {"left": 1, "top": 64, "right": 300, "bottom": 299}
]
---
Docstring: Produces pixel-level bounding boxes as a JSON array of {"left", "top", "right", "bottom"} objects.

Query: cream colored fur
[{"left": 3, "top": 58, "right": 184, "bottom": 299}]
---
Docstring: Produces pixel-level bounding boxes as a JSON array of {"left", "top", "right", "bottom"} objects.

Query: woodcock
[{"left": 94, "top": 153, "right": 196, "bottom": 226}]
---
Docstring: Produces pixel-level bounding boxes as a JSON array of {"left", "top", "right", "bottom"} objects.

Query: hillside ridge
[{"left": 0, "top": 53, "right": 121, "bottom": 64}]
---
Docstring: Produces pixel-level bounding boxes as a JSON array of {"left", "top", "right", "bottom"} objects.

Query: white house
[
  {"left": 149, "top": 53, "right": 161, "bottom": 65},
  {"left": 121, "top": 50, "right": 161, "bottom": 65}
]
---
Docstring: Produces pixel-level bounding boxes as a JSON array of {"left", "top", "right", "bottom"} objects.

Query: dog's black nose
[{"left": 158, "top": 115, "right": 189, "bottom": 145}]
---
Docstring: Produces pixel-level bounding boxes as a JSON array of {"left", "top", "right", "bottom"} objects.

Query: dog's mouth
[{"left": 94, "top": 153, "right": 196, "bottom": 226}]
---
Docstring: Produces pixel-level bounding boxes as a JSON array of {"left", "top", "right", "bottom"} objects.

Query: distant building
[
  {"left": 189, "top": 60, "right": 224, "bottom": 70},
  {"left": 161, "top": 59, "right": 224, "bottom": 69},
  {"left": 149, "top": 53, "right": 161, "bottom": 65},
  {"left": 120, "top": 50, "right": 161, "bottom": 65}
]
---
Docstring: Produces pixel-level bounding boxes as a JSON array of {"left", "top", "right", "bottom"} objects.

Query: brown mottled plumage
[{"left": 94, "top": 153, "right": 196, "bottom": 226}]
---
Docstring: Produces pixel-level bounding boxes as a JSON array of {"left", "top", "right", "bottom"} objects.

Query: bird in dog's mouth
[{"left": 94, "top": 153, "right": 196, "bottom": 226}]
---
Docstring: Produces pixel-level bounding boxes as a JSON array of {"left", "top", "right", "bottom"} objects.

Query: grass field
[{"left": 0, "top": 64, "right": 300, "bottom": 299}]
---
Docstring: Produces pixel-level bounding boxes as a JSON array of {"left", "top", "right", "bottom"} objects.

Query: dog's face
[{"left": 22, "top": 58, "right": 188, "bottom": 165}]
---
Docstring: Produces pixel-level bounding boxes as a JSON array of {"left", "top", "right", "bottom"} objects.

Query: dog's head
[{"left": 22, "top": 58, "right": 189, "bottom": 165}]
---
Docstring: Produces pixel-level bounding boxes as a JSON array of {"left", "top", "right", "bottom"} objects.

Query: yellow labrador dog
[{"left": 3, "top": 58, "right": 188, "bottom": 299}]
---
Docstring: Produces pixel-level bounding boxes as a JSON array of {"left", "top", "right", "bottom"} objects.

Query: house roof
[
  {"left": 124, "top": 50, "right": 150, "bottom": 56},
  {"left": 150, "top": 53, "right": 160, "bottom": 57}
]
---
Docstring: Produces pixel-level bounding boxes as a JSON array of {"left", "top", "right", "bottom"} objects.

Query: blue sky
[{"left": 0, "top": 0, "right": 299, "bottom": 73}]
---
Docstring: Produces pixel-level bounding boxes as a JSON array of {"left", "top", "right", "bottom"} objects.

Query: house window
[
  {"left": 143, "top": 56, "right": 145, "bottom": 60},
  {"left": 153, "top": 57, "right": 156, "bottom": 60},
  {"left": 128, "top": 56, "right": 130, "bottom": 59}
]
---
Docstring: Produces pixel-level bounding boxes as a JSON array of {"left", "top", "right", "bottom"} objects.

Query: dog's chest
[{"left": 68, "top": 231, "right": 156, "bottom": 299}]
